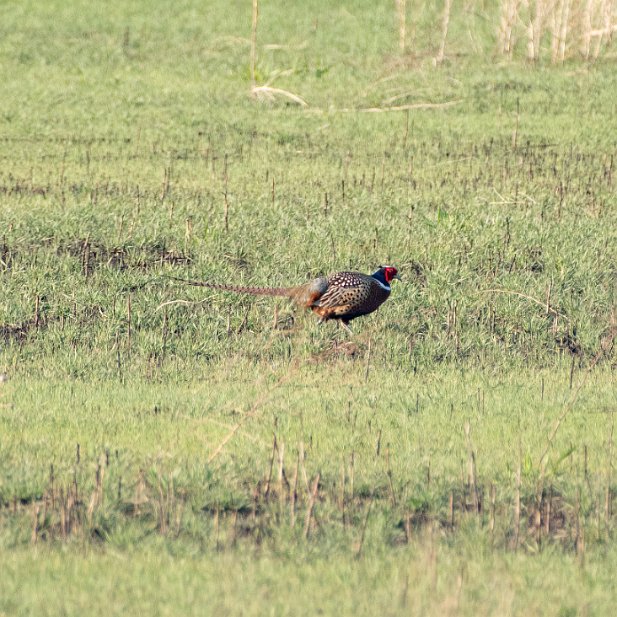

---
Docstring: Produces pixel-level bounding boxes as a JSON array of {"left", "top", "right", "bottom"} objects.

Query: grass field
[{"left": 1, "top": 0, "right": 617, "bottom": 615}]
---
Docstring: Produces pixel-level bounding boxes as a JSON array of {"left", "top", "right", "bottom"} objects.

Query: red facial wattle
[{"left": 384, "top": 267, "right": 398, "bottom": 283}]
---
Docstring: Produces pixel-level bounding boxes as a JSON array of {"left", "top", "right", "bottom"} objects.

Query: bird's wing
[{"left": 313, "top": 283, "right": 367, "bottom": 309}]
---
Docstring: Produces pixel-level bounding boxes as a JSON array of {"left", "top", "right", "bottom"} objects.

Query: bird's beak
[{"left": 393, "top": 274, "right": 402, "bottom": 281}]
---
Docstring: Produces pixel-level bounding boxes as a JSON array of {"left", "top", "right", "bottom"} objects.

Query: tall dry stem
[
  {"left": 526, "top": 0, "right": 547, "bottom": 60},
  {"left": 436, "top": 0, "right": 453, "bottom": 64},
  {"left": 582, "top": 0, "right": 595, "bottom": 56},
  {"left": 250, "top": 0, "right": 259, "bottom": 87},
  {"left": 558, "top": 0, "right": 572, "bottom": 61},
  {"left": 500, "top": 0, "right": 520, "bottom": 54},
  {"left": 513, "top": 454, "right": 521, "bottom": 550},
  {"left": 396, "top": 0, "right": 407, "bottom": 52},
  {"left": 303, "top": 474, "right": 320, "bottom": 539},
  {"left": 500, "top": 0, "right": 615, "bottom": 61}
]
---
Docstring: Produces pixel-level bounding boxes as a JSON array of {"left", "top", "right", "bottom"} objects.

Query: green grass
[
  {"left": 1, "top": 0, "right": 617, "bottom": 614},
  {"left": 4, "top": 541, "right": 617, "bottom": 617}
]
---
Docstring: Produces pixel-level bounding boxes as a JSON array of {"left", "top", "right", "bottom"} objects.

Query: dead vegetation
[
  {"left": 4, "top": 445, "right": 610, "bottom": 557},
  {"left": 498, "top": 0, "right": 617, "bottom": 62}
]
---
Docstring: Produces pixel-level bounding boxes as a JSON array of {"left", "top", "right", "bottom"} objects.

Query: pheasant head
[{"left": 371, "top": 265, "right": 401, "bottom": 289}]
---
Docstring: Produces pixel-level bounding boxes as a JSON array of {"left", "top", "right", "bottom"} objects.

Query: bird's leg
[{"left": 340, "top": 321, "right": 353, "bottom": 335}]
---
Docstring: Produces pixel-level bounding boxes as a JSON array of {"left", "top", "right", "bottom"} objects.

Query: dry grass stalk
[
  {"left": 526, "top": 0, "right": 546, "bottom": 60},
  {"left": 605, "top": 416, "right": 614, "bottom": 537},
  {"left": 184, "top": 217, "right": 193, "bottom": 248},
  {"left": 127, "top": 293, "right": 132, "bottom": 349},
  {"left": 277, "top": 440, "right": 286, "bottom": 514},
  {"left": 396, "top": 0, "right": 407, "bottom": 52},
  {"left": 213, "top": 506, "right": 220, "bottom": 550},
  {"left": 263, "top": 434, "right": 277, "bottom": 499},
  {"left": 464, "top": 422, "right": 480, "bottom": 513},
  {"left": 133, "top": 470, "right": 147, "bottom": 517},
  {"left": 229, "top": 509, "right": 238, "bottom": 547},
  {"left": 590, "top": 0, "right": 617, "bottom": 57},
  {"left": 513, "top": 455, "right": 521, "bottom": 550},
  {"left": 549, "top": 0, "right": 572, "bottom": 62},
  {"left": 290, "top": 452, "right": 299, "bottom": 528},
  {"left": 303, "top": 473, "right": 320, "bottom": 539},
  {"left": 582, "top": 0, "right": 595, "bottom": 56},
  {"left": 558, "top": 0, "right": 572, "bottom": 61},
  {"left": 354, "top": 492, "right": 374, "bottom": 558},
  {"left": 87, "top": 457, "right": 105, "bottom": 523},
  {"left": 160, "top": 166, "right": 171, "bottom": 202},
  {"left": 299, "top": 440, "right": 310, "bottom": 493},
  {"left": 500, "top": 0, "right": 521, "bottom": 54},
  {"left": 489, "top": 484, "right": 496, "bottom": 534},
  {"left": 223, "top": 188, "right": 230, "bottom": 232},
  {"left": 500, "top": 0, "right": 616, "bottom": 61},
  {"left": 545, "top": 487, "right": 552, "bottom": 536},
  {"left": 364, "top": 338, "right": 372, "bottom": 383},
  {"left": 575, "top": 487, "right": 585, "bottom": 564},
  {"left": 349, "top": 451, "right": 355, "bottom": 503},
  {"left": 404, "top": 513, "right": 412, "bottom": 543},
  {"left": 31, "top": 503, "right": 40, "bottom": 544},
  {"left": 156, "top": 472, "right": 167, "bottom": 534},
  {"left": 263, "top": 42, "right": 308, "bottom": 51},
  {"left": 307, "top": 100, "right": 462, "bottom": 114},
  {"left": 435, "top": 0, "right": 453, "bottom": 64},
  {"left": 339, "top": 458, "right": 347, "bottom": 526},
  {"left": 33, "top": 295, "right": 40, "bottom": 329},
  {"left": 385, "top": 447, "right": 397, "bottom": 506},
  {"left": 250, "top": 0, "right": 258, "bottom": 87},
  {"left": 272, "top": 303, "right": 279, "bottom": 330},
  {"left": 251, "top": 85, "right": 308, "bottom": 107}
]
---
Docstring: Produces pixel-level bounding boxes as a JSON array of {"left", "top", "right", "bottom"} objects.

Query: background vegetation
[{"left": 1, "top": 0, "right": 616, "bottom": 615}]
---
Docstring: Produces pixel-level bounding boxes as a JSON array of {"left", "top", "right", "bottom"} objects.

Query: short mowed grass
[{"left": 1, "top": 0, "right": 617, "bottom": 615}]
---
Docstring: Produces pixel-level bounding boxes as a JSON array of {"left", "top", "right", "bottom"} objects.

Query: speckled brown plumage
[
  {"left": 171, "top": 266, "right": 400, "bottom": 328},
  {"left": 309, "top": 271, "right": 393, "bottom": 324}
]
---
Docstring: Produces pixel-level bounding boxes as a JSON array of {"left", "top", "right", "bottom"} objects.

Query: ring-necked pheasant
[{"left": 172, "top": 266, "right": 401, "bottom": 330}]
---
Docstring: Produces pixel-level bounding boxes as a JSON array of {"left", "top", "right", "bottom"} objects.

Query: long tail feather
[{"left": 167, "top": 276, "right": 296, "bottom": 298}]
